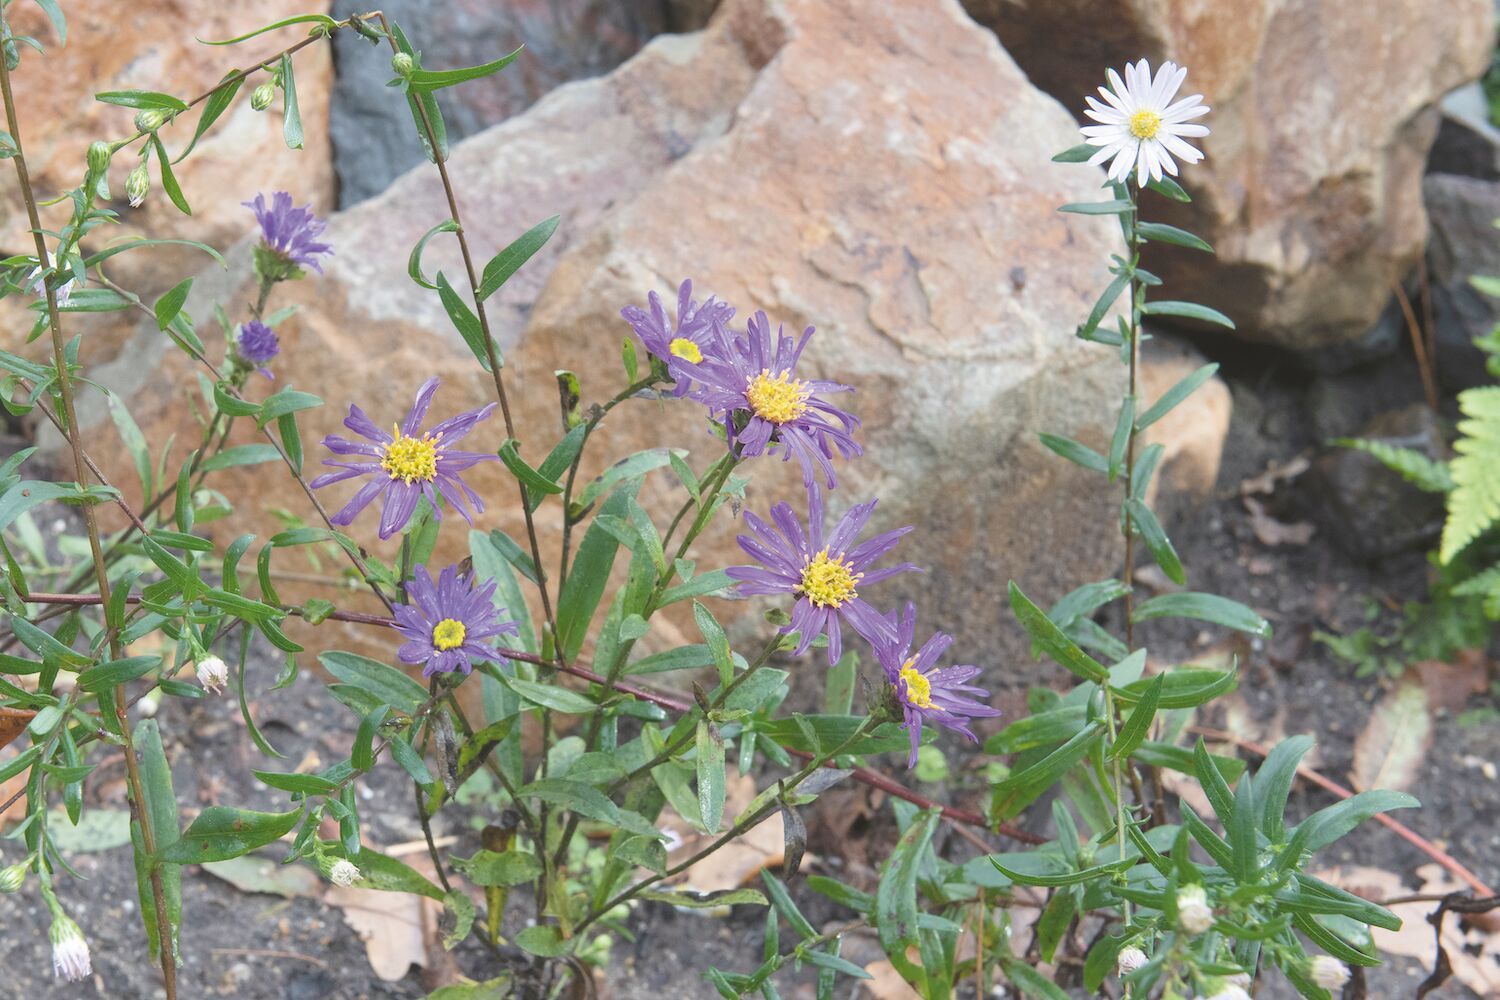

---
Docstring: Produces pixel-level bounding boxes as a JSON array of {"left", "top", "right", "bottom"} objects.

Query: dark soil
[{"left": 1, "top": 347, "right": 1496, "bottom": 1000}]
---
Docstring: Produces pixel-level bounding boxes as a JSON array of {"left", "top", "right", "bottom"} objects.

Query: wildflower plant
[{"left": 0, "top": 7, "right": 1422, "bottom": 1000}]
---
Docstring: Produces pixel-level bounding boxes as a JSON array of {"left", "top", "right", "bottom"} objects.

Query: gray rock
[
  {"left": 1430, "top": 82, "right": 1500, "bottom": 180},
  {"left": 329, "top": 0, "right": 715, "bottom": 206},
  {"left": 1425, "top": 173, "right": 1500, "bottom": 392}
]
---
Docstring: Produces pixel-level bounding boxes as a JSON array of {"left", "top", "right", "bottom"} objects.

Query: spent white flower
[
  {"left": 1117, "top": 946, "right": 1148, "bottom": 975},
  {"left": 1309, "top": 955, "right": 1350, "bottom": 990},
  {"left": 49, "top": 912, "right": 91, "bottom": 982},
  {"left": 329, "top": 859, "right": 361, "bottom": 887},
  {"left": 25, "top": 250, "right": 76, "bottom": 307},
  {"left": 195, "top": 655, "right": 229, "bottom": 694},
  {"left": 1176, "top": 883, "right": 1214, "bottom": 935},
  {"left": 1082, "top": 58, "right": 1209, "bottom": 186}
]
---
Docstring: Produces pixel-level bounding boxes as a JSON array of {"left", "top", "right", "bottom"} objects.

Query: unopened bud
[
  {"left": 328, "top": 858, "right": 361, "bottom": 887},
  {"left": 195, "top": 656, "right": 229, "bottom": 695},
  {"left": 0, "top": 859, "right": 26, "bottom": 893},
  {"left": 1309, "top": 956, "right": 1350, "bottom": 990},
  {"left": 1116, "top": 946, "right": 1147, "bottom": 976},
  {"left": 134, "top": 109, "right": 168, "bottom": 133},
  {"left": 1175, "top": 884, "right": 1214, "bottom": 935},
  {"left": 87, "top": 140, "right": 111, "bottom": 174},
  {"left": 48, "top": 911, "right": 91, "bottom": 982},
  {"left": 250, "top": 82, "right": 276, "bottom": 111},
  {"left": 125, "top": 163, "right": 149, "bottom": 208},
  {"left": 391, "top": 52, "right": 414, "bottom": 77}
]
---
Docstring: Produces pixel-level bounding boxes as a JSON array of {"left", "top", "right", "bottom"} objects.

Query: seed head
[
  {"left": 1176, "top": 884, "right": 1214, "bottom": 935},
  {"left": 329, "top": 859, "right": 361, "bottom": 887},
  {"left": 1116, "top": 946, "right": 1148, "bottom": 976}
]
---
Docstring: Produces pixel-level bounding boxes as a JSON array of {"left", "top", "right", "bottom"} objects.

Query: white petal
[
  {"left": 1159, "top": 132, "right": 1203, "bottom": 162},
  {"left": 1163, "top": 122, "right": 1209, "bottom": 139},
  {"left": 1106, "top": 68, "right": 1130, "bottom": 106},
  {"left": 1084, "top": 105, "right": 1127, "bottom": 125},
  {"left": 1096, "top": 85, "right": 1128, "bottom": 113}
]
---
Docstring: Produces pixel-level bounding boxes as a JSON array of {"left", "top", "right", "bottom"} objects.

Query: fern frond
[
  {"left": 1333, "top": 437, "right": 1452, "bottom": 494},
  {"left": 1451, "top": 563, "right": 1500, "bottom": 621},
  {"left": 1441, "top": 386, "right": 1500, "bottom": 563}
]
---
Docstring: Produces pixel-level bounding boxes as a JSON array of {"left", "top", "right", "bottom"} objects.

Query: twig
[{"left": 1391, "top": 280, "right": 1440, "bottom": 412}]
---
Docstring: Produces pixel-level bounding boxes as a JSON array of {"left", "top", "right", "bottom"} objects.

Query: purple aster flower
[
  {"left": 690, "top": 311, "right": 861, "bottom": 490},
  {"left": 310, "top": 377, "right": 497, "bottom": 540},
  {"left": 726, "top": 486, "right": 918, "bottom": 664},
  {"left": 235, "top": 320, "right": 279, "bottom": 379},
  {"left": 620, "top": 278, "right": 735, "bottom": 396},
  {"left": 244, "top": 191, "right": 333, "bottom": 275},
  {"left": 878, "top": 603, "right": 1000, "bottom": 767},
  {"left": 393, "top": 562, "right": 519, "bottom": 676}
]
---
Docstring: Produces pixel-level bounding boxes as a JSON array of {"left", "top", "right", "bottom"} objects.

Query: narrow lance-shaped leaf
[{"left": 279, "top": 53, "right": 303, "bottom": 150}]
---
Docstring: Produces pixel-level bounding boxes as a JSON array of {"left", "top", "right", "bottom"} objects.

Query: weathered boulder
[
  {"left": 965, "top": 0, "right": 1495, "bottom": 356},
  {"left": 1425, "top": 173, "right": 1500, "bottom": 392},
  {"left": 0, "top": 2, "right": 335, "bottom": 356},
  {"left": 1430, "top": 82, "right": 1500, "bottom": 181},
  {"left": 86, "top": 0, "right": 1229, "bottom": 685},
  {"left": 329, "top": 0, "right": 715, "bottom": 206}
]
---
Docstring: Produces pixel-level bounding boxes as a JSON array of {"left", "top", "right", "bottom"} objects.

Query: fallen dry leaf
[
  {"left": 664, "top": 770, "right": 788, "bottom": 894},
  {"left": 1239, "top": 454, "right": 1311, "bottom": 496},
  {"left": 201, "top": 855, "right": 322, "bottom": 899},
  {"left": 0, "top": 707, "right": 35, "bottom": 752},
  {"left": 1412, "top": 652, "right": 1492, "bottom": 714},
  {"left": 860, "top": 959, "right": 922, "bottom": 999},
  {"left": 1349, "top": 680, "right": 1431, "bottom": 794},
  {"left": 327, "top": 882, "right": 432, "bottom": 981},
  {"left": 1243, "top": 496, "right": 1315, "bottom": 547},
  {"left": 1321, "top": 864, "right": 1500, "bottom": 996}
]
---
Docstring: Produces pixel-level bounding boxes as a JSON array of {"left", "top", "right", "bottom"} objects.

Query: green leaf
[
  {"left": 1136, "top": 363, "right": 1218, "bottom": 430},
  {"left": 199, "top": 14, "right": 337, "bottom": 44},
  {"left": 515, "top": 925, "right": 569, "bottom": 958},
  {"left": 1332, "top": 437, "right": 1453, "bottom": 494},
  {"left": 451, "top": 849, "right": 542, "bottom": 887},
  {"left": 252, "top": 770, "right": 338, "bottom": 795},
  {"left": 1003, "top": 958, "right": 1072, "bottom": 1000},
  {"left": 1109, "top": 674, "right": 1161, "bottom": 761},
  {"left": 1059, "top": 199, "right": 1134, "bottom": 215},
  {"left": 201, "top": 444, "right": 280, "bottom": 472},
  {"left": 157, "top": 806, "right": 301, "bottom": 863},
  {"left": 1131, "top": 592, "right": 1271, "bottom": 638},
  {"left": 753, "top": 716, "right": 913, "bottom": 756},
  {"left": 408, "top": 46, "right": 523, "bottom": 91},
  {"left": 154, "top": 279, "right": 193, "bottom": 330},
  {"left": 516, "top": 779, "right": 657, "bottom": 837},
  {"left": 1039, "top": 432, "right": 1107, "bottom": 474},
  {"left": 1256, "top": 734, "right": 1315, "bottom": 841},
  {"left": 637, "top": 887, "right": 768, "bottom": 910},
  {"left": 318, "top": 651, "right": 429, "bottom": 715},
  {"left": 468, "top": 528, "right": 537, "bottom": 656},
  {"left": 556, "top": 481, "right": 638, "bottom": 661},
  {"left": 693, "top": 601, "right": 733, "bottom": 687},
  {"left": 876, "top": 810, "right": 939, "bottom": 985},
  {"left": 407, "top": 219, "right": 459, "bottom": 290},
  {"left": 497, "top": 439, "right": 562, "bottom": 497},
  {"left": 990, "top": 856, "right": 1132, "bottom": 887},
  {"left": 1080, "top": 271, "right": 1130, "bottom": 340},
  {"left": 78, "top": 655, "right": 160, "bottom": 692},
  {"left": 256, "top": 388, "right": 323, "bottom": 427},
  {"left": 1292, "top": 789, "right": 1419, "bottom": 854},
  {"left": 1441, "top": 386, "right": 1500, "bottom": 562},
  {"left": 436, "top": 272, "right": 496, "bottom": 372},
  {"left": 763, "top": 870, "right": 816, "bottom": 939},
  {"left": 133, "top": 719, "right": 182, "bottom": 961},
  {"left": 1145, "top": 176, "right": 1191, "bottom": 202},
  {"left": 1192, "top": 737, "right": 1237, "bottom": 826},
  {"left": 1051, "top": 142, "right": 1097, "bottom": 163},
  {"left": 352, "top": 704, "right": 388, "bottom": 772},
  {"left": 81, "top": 237, "right": 226, "bottom": 270},
  {"left": 1114, "top": 668, "right": 1238, "bottom": 710},
  {"left": 391, "top": 23, "right": 449, "bottom": 163},
  {"left": 696, "top": 721, "right": 726, "bottom": 834},
  {"left": 175, "top": 73, "right": 241, "bottom": 162},
  {"left": 1124, "top": 498, "right": 1185, "bottom": 585},
  {"left": 658, "top": 569, "right": 734, "bottom": 608},
  {"left": 279, "top": 53, "right": 303, "bottom": 150},
  {"left": 500, "top": 674, "right": 597, "bottom": 715},
  {"left": 150, "top": 134, "right": 191, "bottom": 215},
  {"left": 343, "top": 846, "right": 445, "bottom": 899},
  {"left": 573, "top": 449, "right": 679, "bottom": 513},
  {"left": 1008, "top": 582, "right": 1109, "bottom": 682},
  {"left": 983, "top": 706, "right": 1088, "bottom": 755},
  {"left": 478, "top": 215, "right": 560, "bottom": 301},
  {"left": 96, "top": 90, "right": 187, "bottom": 111},
  {"left": 1107, "top": 396, "right": 1134, "bottom": 481},
  {"left": 990, "top": 722, "right": 1105, "bottom": 819},
  {"left": 1142, "top": 299, "right": 1235, "bottom": 329},
  {"left": 1136, "top": 222, "right": 1212, "bottom": 252}
]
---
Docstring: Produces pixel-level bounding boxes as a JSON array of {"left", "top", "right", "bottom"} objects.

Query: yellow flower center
[
  {"left": 1129, "top": 109, "right": 1162, "bottom": 140},
  {"left": 431, "top": 618, "right": 466, "bottom": 651},
  {"left": 380, "top": 424, "right": 439, "bottom": 484},
  {"left": 668, "top": 337, "right": 702, "bottom": 364},
  {"left": 797, "top": 548, "right": 860, "bottom": 608},
  {"left": 745, "top": 369, "right": 810, "bottom": 425},
  {"left": 900, "top": 659, "right": 934, "bottom": 709}
]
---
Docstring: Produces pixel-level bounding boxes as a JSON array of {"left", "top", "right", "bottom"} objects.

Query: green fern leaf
[
  {"left": 1441, "top": 386, "right": 1500, "bottom": 563},
  {"left": 1451, "top": 563, "right": 1500, "bottom": 620},
  {"left": 1332, "top": 438, "right": 1452, "bottom": 494}
]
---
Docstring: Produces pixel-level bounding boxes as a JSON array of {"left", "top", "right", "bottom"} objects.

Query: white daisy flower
[
  {"left": 195, "top": 655, "right": 229, "bottom": 695},
  {"left": 1081, "top": 58, "right": 1210, "bottom": 186}
]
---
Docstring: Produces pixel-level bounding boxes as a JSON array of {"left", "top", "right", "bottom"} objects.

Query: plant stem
[{"left": 0, "top": 40, "right": 177, "bottom": 998}]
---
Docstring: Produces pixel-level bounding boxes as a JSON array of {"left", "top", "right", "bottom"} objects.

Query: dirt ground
[{"left": 0, "top": 344, "right": 1496, "bottom": 999}]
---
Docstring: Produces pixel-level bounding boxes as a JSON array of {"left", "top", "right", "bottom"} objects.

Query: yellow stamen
[
  {"left": 900, "top": 659, "right": 934, "bottom": 709},
  {"left": 381, "top": 423, "right": 439, "bottom": 484},
  {"left": 432, "top": 618, "right": 466, "bottom": 651},
  {"left": 745, "top": 369, "right": 810, "bottom": 425},
  {"left": 1129, "top": 109, "right": 1162, "bottom": 140},
  {"left": 668, "top": 337, "right": 702, "bottom": 364},
  {"left": 797, "top": 547, "right": 860, "bottom": 609}
]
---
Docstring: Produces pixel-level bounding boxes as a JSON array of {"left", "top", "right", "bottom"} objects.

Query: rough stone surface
[
  {"left": 1140, "top": 334, "right": 1231, "bottom": 503},
  {"left": 329, "top": 0, "right": 714, "bottom": 206},
  {"left": 1431, "top": 82, "right": 1500, "bottom": 181},
  {"left": 966, "top": 0, "right": 1495, "bottom": 356},
  {"left": 87, "top": 0, "right": 1230, "bottom": 686},
  {"left": 1425, "top": 173, "right": 1500, "bottom": 393},
  {"left": 0, "top": 2, "right": 335, "bottom": 356}
]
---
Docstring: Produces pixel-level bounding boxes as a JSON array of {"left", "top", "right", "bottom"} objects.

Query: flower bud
[
  {"left": 195, "top": 656, "right": 229, "bottom": 695},
  {"left": 134, "top": 109, "right": 168, "bottom": 133},
  {"left": 391, "top": 52, "right": 414, "bottom": 77},
  {"left": 86, "top": 140, "right": 111, "bottom": 174},
  {"left": 1175, "top": 884, "right": 1214, "bottom": 935},
  {"left": 1117, "top": 946, "right": 1148, "bottom": 976},
  {"left": 0, "top": 859, "right": 27, "bottom": 893},
  {"left": 250, "top": 82, "right": 276, "bottom": 111},
  {"left": 125, "top": 162, "right": 149, "bottom": 208},
  {"left": 1309, "top": 955, "right": 1350, "bottom": 990},
  {"left": 328, "top": 859, "right": 361, "bottom": 887},
  {"left": 48, "top": 911, "right": 91, "bottom": 982}
]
